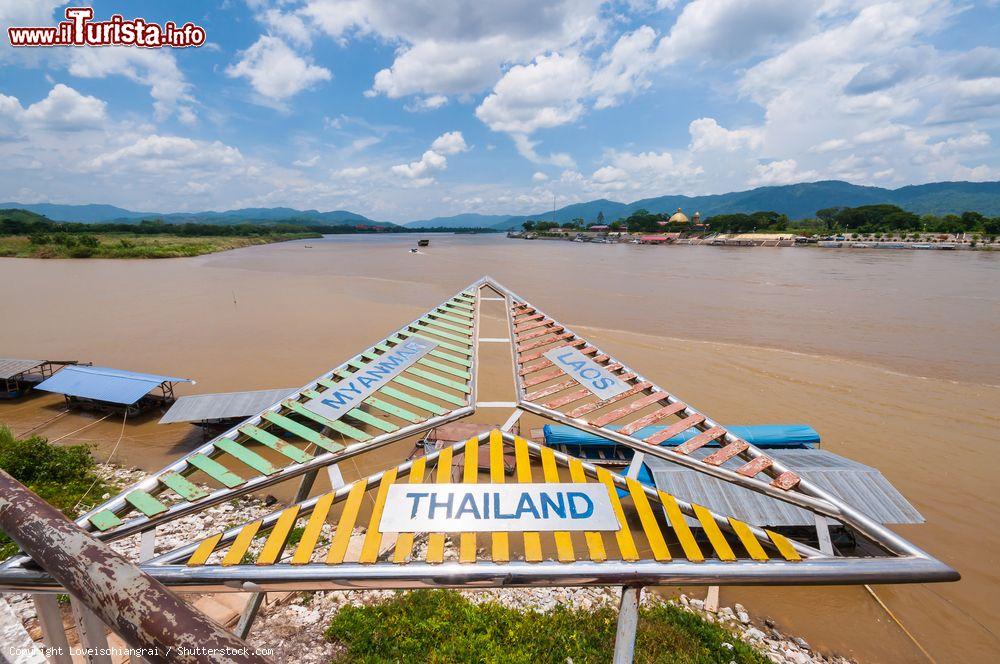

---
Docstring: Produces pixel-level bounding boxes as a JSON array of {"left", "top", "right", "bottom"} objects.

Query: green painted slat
[
  {"left": 365, "top": 396, "right": 423, "bottom": 423},
  {"left": 125, "top": 490, "right": 168, "bottom": 518},
  {"left": 215, "top": 438, "right": 280, "bottom": 476},
  {"left": 405, "top": 366, "right": 471, "bottom": 394},
  {"left": 241, "top": 423, "right": 314, "bottom": 463},
  {"left": 457, "top": 292, "right": 476, "bottom": 301},
  {"left": 417, "top": 357, "right": 472, "bottom": 379},
  {"left": 361, "top": 351, "right": 380, "bottom": 361},
  {"left": 411, "top": 322, "right": 470, "bottom": 345},
  {"left": 391, "top": 376, "right": 466, "bottom": 407},
  {"left": 431, "top": 311, "right": 473, "bottom": 327},
  {"left": 446, "top": 300, "right": 474, "bottom": 312},
  {"left": 160, "top": 472, "right": 208, "bottom": 502},
  {"left": 189, "top": 454, "right": 244, "bottom": 488},
  {"left": 395, "top": 331, "right": 472, "bottom": 357},
  {"left": 260, "top": 411, "right": 340, "bottom": 452},
  {"left": 89, "top": 510, "right": 123, "bottom": 531},
  {"left": 385, "top": 336, "right": 472, "bottom": 364},
  {"left": 437, "top": 305, "right": 473, "bottom": 319},
  {"left": 283, "top": 399, "right": 371, "bottom": 443},
  {"left": 380, "top": 385, "right": 447, "bottom": 416},
  {"left": 420, "top": 316, "right": 472, "bottom": 335},
  {"left": 344, "top": 407, "right": 398, "bottom": 433},
  {"left": 296, "top": 389, "right": 396, "bottom": 434},
  {"left": 347, "top": 359, "right": 367, "bottom": 371}
]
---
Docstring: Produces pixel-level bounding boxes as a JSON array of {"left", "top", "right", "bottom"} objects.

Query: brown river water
[{"left": 0, "top": 234, "right": 998, "bottom": 662}]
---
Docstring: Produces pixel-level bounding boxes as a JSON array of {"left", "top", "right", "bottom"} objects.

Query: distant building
[
  {"left": 588, "top": 225, "right": 610, "bottom": 231},
  {"left": 668, "top": 208, "right": 689, "bottom": 224}
]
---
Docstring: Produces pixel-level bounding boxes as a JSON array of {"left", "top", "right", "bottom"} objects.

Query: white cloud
[
  {"left": 430, "top": 131, "right": 469, "bottom": 155},
  {"left": 391, "top": 149, "right": 447, "bottom": 179},
  {"left": 18, "top": 84, "right": 107, "bottom": 130},
  {"left": 689, "top": 118, "right": 763, "bottom": 152},
  {"left": 293, "top": 155, "right": 320, "bottom": 167},
  {"left": 332, "top": 166, "right": 370, "bottom": 178},
  {"left": 589, "top": 26, "right": 658, "bottom": 110},
  {"left": 227, "top": 36, "right": 331, "bottom": 100},
  {"left": 476, "top": 53, "right": 590, "bottom": 134},
  {"left": 68, "top": 48, "right": 195, "bottom": 122},
  {"left": 89, "top": 135, "right": 244, "bottom": 172},
  {"left": 260, "top": 8, "right": 313, "bottom": 47},
  {"left": 748, "top": 159, "right": 819, "bottom": 186},
  {"left": 532, "top": 171, "right": 548, "bottom": 182}
]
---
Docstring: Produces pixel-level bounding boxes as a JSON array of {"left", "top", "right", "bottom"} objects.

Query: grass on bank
[
  {"left": 0, "top": 425, "right": 113, "bottom": 559},
  {"left": 0, "top": 232, "right": 319, "bottom": 259},
  {"left": 325, "top": 589, "right": 768, "bottom": 664}
]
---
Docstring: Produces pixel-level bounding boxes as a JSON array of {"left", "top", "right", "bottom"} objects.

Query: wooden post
[
  {"left": 70, "top": 599, "right": 111, "bottom": 664},
  {"left": 705, "top": 585, "right": 720, "bottom": 613},
  {"left": 815, "top": 514, "right": 834, "bottom": 555},
  {"left": 31, "top": 594, "right": 71, "bottom": 664}
]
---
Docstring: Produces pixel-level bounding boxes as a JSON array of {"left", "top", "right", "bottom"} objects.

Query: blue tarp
[
  {"left": 542, "top": 424, "right": 820, "bottom": 449},
  {"left": 36, "top": 366, "right": 192, "bottom": 405}
]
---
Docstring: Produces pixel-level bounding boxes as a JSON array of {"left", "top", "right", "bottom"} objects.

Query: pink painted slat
[
  {"left": 518, "top": 340, "right": 586, "bottom": 364},
  {"left": 565, "top": 382, "right": 653, "bottom": 418},
  {"left": 736, "top": 456, "right": 773, "bottom": 477},
  {"left": 524, "top": 379, "right": 577, "bottom": 402},
  {"left": 517, "top": 331, "right": 574, "bottom": 353},
  {"left": 590, "top": 392, "right": 674, "bottom": 427},
  {"left": 515, "top": 319, "right": 556, "bottom": 335},
  {"left": 518, "top": 347, "right": 599, "bottom": 374},
  {"left": 544, "top": 389, "right": 591, "bottom": 409},
  {"left": 522, "top": 367, "right": 566, "bottom": 388},
  {"left": 643, "top": 414, "right": 706, "bottom": 445},
  {"left": 618, "top": 402, "right": 688, "bottom": 436},
  {"left": 771, "top": 471, "right": 801, "bottom": 490},
  {"left": 675, "top": 426, "right": 727, "bottom": 454},
  {"left": 703, "top": 441, "right": 750, "bottom": 466},
  {"left": 516, "top": 325, "right": 564, "bottom": 343}
]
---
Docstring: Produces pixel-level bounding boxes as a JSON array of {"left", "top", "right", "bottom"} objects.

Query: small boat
[
  {"left": 304, "top": 245, "right": 312, "bottom": 248},
  {"left": 938, "top": 243, "right": 956, "bottom": 250},
  {"left": 911, "top": 243, "right": 933, "bottom": 250},
  {"left": 851, "top": 242, "right": 871, "bottom": 248},
  {"left": 410, "top": 248, "right": 419, "bottom": 253},
  {"left": 818, "top": 241, "right": 843, "bottom": 248},
  {"left": 417, "top": 239, "right": 430, "bottom": 247}
]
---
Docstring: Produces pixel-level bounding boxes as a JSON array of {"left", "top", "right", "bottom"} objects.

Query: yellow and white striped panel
[{"left": 184, "top": 432, "right": 803, "bottom": 568}]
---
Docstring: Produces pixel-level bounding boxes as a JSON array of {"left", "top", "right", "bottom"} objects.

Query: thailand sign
[
  {"left": 379, "top": 483, "right": 620, "bottom": 533},
  {"left": 542, "top": 346, "right": 631, "bottom": 400},
  {"left": 304, "top": 335, "right": 438, "bottom": 421}
]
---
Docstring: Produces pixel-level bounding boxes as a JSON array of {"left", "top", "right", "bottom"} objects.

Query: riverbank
[{"left": 0, "top": 232, "right": 319, "bottom": 258}]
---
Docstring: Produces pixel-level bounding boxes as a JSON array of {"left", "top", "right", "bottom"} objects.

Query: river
[{"left": 1, "top": 233, "right": 997, "bottom": 662}]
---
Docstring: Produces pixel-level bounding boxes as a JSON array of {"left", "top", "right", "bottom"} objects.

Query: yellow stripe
[
  {"left": 393, "top": 457, "right": 427, "bottom": 564},
  {"left": 596, "top": 467, "right": 639, "bottom": 561},
  {"left": 514, "top": 436, "right": 542, "bottom": 562},
  {"left": 540, "top": 446, "right": 575, "bottom": 563},
  {"left": 187, "top": 532, "right": 222, "bottom": 566},
  {"left": 426, "top": 446, "right": 453, "bottom": 564},
  {"left": 459, "top": 437, "right": 479, "bottom": 563},
  {"left": 729, "top": 518, "right": 769, "bottom": 561},
  {"left": 567, "top": 458, "right": 606, "bottom": 562},
  {"left": 489, "top": 430, "right": 509, "bottom": 563},
  {"left": 692, "top": 504, "right": 735, "bottom": 561},
  {"left": 658, "top": 491, "right": 703, "bottom": 562},
  {"left": 257, "top": 506, "right": 300, "bottom": 565},
  {"left": 326, "top": 481, "right": 368, "bottom": 564},
  {"left": 222, "top": 520, "right": 262, "bottom": 566},
  {"left": 626, "top": 478, "right": 671, "bottom": 562},
  {"left": 766, "top": 530, "right": 801, "bottom": 561},
  {"left": 292, "top": 493, "right": 334, "bottom": 565},
  {"left": 360, "top": 469, "right": 398, "bottom": 564}
]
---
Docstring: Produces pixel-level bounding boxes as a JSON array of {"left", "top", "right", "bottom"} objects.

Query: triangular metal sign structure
[{"left": 0, "top": 277, "right": 957, "bottom": 591}]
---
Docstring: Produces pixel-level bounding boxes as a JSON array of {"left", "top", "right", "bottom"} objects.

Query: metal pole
[
  {"left": 0, "top": 468, "right": 271, "bottom": 664},
  {"left": 613, "top": 586, "right": 642, "bottom": 664}
]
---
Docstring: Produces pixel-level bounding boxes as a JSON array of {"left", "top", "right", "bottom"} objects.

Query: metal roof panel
[
  {"left": 159, "top": 388, "right": 297, "bottom": 424},
  {"left": 35, "top": 365, "right": 192, "bottom": 405}
]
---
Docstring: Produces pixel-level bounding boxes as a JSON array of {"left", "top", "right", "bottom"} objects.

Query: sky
[{"left": 0, "top": 0, "right": 998, "bottom": 222}]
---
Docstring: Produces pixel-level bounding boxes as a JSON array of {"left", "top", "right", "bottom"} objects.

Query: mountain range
[{"left": 5, "top": 180, "right": 999, "bottom": 229}]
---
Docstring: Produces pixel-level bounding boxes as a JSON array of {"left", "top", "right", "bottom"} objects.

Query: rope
[
  {"left": 72, "top": 411, "right": 128, "bottom": 512},
  {"left": 17, "top": 410, "right": 69, "bottom": 436},
  {"left": 864, "top": 584, "right": 937, "bottom": 664},
  {"left": 48, "top": 413, "right": 112, "bottom": 444}
]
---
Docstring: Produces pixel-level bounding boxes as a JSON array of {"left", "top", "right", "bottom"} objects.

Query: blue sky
[{"left": 1, "top": 1, "right": 998, "bottom": 222}]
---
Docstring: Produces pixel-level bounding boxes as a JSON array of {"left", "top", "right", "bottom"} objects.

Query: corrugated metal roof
[
  {"left": 0, "top": 358, "right": 44, "bottom": 380},
  {"left": 648, "top": 449, "right": 923, "bottom": 526},
  {"left": 159, "top": 388, "right": 297, "bottom": 424},
  {"left": 35, "top": 365, "right": 192, "bottom": 405}
]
